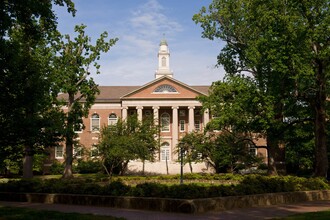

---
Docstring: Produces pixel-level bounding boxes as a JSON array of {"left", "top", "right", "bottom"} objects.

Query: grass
[
  {"left": 278, "top": 210, "right": 330, "bottom": 220},
  {"left": 0, "top": 206, "right": 125, "bottom": 220}
]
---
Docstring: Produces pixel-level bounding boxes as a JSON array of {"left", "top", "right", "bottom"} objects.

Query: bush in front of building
[
  {"left": 49, "top": 161, "right": 65, "bottom": 175},
  {"left": 75, "top": 159, "right": 103, "bottom": 174},
  {"left": 0, "top": 175, "right": 328, "bottom": 199}
]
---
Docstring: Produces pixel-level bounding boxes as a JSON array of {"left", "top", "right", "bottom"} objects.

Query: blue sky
[{"left": 54, "top": 0, "right": 225, "bottom": 86}]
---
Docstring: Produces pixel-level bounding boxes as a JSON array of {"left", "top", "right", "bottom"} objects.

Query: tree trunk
[
  {"left": 63, "top": 138, "right": 73, "bottom": 178},
  {"left": 314, "top": 61, "right": 328, "bottom": 177},
  {"left": 62, "top": 93, "right": 75, "bottom": 179},
  {"left": 142, "top": 159, "right": 145, "bottom": 175},
  {"left": 266, "top": 134, "right": 278, "bottom": 176},
  {"left": 22, "top": 145, "right": 33, "bottom": 178},
  {"left": 189, "top": 161, "right": 193, "bottom": 173}
]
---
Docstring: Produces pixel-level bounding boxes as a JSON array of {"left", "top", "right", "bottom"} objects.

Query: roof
[{"left": 58, "top": 84, "right": 210, "bottom": 103}]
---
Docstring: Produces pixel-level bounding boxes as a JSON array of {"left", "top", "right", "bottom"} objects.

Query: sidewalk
[{"left": 1, "top": 200, "right": 330, "bottom": 220}]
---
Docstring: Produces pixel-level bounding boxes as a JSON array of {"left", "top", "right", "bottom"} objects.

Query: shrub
[
  {"left": 49, "top": 161, "right": 64, "bottom": 175},
  {"left": 76, "top": 159, "right": 103, "bottom": 174},
  {"left": 0, "top": 174, "right": 328, "bottom": 199},
  {"left": 103, "top": 180, "right": 131, "bottom": 196},
  {"left": 131, "top": 182, "right": 168, "bottom": 197}
]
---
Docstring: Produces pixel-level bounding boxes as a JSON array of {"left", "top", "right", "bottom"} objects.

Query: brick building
[{"left": 50, "top": 39, "right": 267, "bottom": 174}]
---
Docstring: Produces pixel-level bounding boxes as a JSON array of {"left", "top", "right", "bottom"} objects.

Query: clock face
[{"left": 154, "top": 84, "right": 177, "bottom": 93}]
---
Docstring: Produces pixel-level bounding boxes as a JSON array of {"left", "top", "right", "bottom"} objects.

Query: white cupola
[{"left": 155, "top": 38, "right": 173, "bottom": 78}]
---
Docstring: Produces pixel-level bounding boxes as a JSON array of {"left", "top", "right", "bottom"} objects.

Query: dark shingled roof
[{"left": 58, "top": 85, "right": 210, "bottom": 103}]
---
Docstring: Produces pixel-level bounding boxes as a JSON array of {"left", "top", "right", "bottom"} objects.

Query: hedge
[{"left": 0, "top": 175, "right": 328, "bottom": 199}]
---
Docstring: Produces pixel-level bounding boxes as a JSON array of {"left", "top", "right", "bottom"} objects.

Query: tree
[
  {"left": 178, "top": 132, "right": 206, "bottom": 173},
  {"left": 0, "top": 0, "right": 75, "bottom": 178},
  {"left": 193, "top": 0, "right": 330, "bottom": 177},
  {"left": 98, "top": 115, "right": 159, "bottom": 179},
  {"left": 54, "top": 24, "right": 118, "bottom": 178},
  {"left": 199, "top": 75, "right": 278, "bottom": 174}
]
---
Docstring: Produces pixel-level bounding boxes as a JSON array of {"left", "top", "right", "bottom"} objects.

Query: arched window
[
  {"left": 160, "top": 112, "right": 170, "bottom": 132},
  {"left": 91, "top": 113, "right": 100, "bottom": 132},
  {"left": 162, "top": 57, "right": 166, "bottom": 67},
  {"left": 108, "top": 113, "right": 118, "bottom": 125},
  {"left": 160, "top": 142, "right": 170, "bottom": 161},
  {"left": 154, "top": 84, "right": 177, "bottom": 93}
]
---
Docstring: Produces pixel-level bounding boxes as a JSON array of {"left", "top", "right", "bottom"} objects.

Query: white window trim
[
  {"left": 91, "top": 114, "right": 100, "bottom": 133},
  {"left": 160, "top": 112, "right": 170, "bottom": 132},
  {"left": 108, "top": 113, "right": 118, "bottom": 126},
  {"left": 73, "top": 145, "right": 83, "bottom": 158},
  {"left": 194, "top": 120, "right": 201, "bottom": 131},
  {"left": 160, "top": 142, "right": 170, "bottom": 161},
  {"left": 55, "top": 146, "right": 64, "bottom": 159},
  {"left": 179, "top": 120, "right": 185, "bottom": 132},
  {"left": 91, "top": 144, "right": 99, "bottom": 158}
]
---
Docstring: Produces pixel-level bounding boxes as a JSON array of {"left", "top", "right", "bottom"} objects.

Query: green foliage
[
  {"left": 1, "top": 175, "right": 328, "bottom": 199},
  {"left": 99, "top": 115, "right": 159, "bottom": 177},
  {"left": 32, "top": 154, "right": 48, "bottom": 174},
  {"left": 76, "top": 159, "right": 103, "bottom": 174},
  {"left": 179, "top": 130, "right": 262, "bottom": 173},
  {"left": 52, "top": 24, "right": 118, "bottom": 178},
  {"left": 0, "top": 0, "right": 76, "bottom": 179},
  {"left": 49, "top": 161, "right": 64, "bottom": 175},
  {"left": 103, "top": 180, "right": 131, "bottom": 196},
  {"left": 194, "top": 0, "right": 330, "bottom": 177}
]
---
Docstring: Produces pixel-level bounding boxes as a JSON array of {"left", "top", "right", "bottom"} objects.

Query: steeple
[{"left": 155, "top": 37, "right": 173, "bottom": 78}]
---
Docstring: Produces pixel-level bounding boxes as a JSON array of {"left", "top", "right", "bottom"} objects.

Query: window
[
  {"left": 179, "top": 110, "right": 185, "bottom": 117},
  {"left": 154, "top": 84, "right": 177, "bottom": 93},
  {"left": 55, "top": 146, "right": 63, "bottom": 158},
  {"left": 194, "top": 120, "right": 200, "bottom": 131},
  {"left": 91, "top": 114, "right": 100, "bottom": 132},
  {"left": 108, "top": 113, "right": 118, "bottom": 125},
  {"left": 249, "top": 145, "right": 257, "bottom": 156},
  {"left": 195, "top": 109, "right": 201, "bottom": 116},
  {"left": 91, "top": 144, "right": 99, "bottom": 157},
  {"left": 145, "top": 110, "right": 151, "bottom": 117},
  {"left": 160, "top": 112, "right": 170, "bottom": 132},
  {"left": 160, "top": 142, "right": 170, "bottom": 161},
  {"left": 162, "top": 57, "right": 166, "bottom": 67},
  {"left": 179, "top": 120, "right": 185, "bottom": 132},
  {"left": 73, "top": 144, "right": 83, "bottom": 158}
]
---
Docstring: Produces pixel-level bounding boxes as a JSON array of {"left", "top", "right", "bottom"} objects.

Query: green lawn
[
  {"left": 278, "top": 210, "right": 330, "bottom": 220},
  {"left": 0, "top": 206, "right": 125, "bottom": 220}
]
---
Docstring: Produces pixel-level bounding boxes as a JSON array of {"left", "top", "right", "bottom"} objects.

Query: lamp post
[{"left": 180, "top": 143, "right": 184, "bottom": 185}]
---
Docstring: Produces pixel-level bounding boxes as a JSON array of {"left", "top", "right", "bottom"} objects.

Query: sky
[{"left": 54, "top": 0, "right": 226, "bottom": 86}]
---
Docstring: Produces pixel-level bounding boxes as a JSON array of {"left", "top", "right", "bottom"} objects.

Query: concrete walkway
[{"left": 1, "top": 200, "right": 330, "bottom": 220}]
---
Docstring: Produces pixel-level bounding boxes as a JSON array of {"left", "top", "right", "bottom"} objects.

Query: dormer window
[{"left": 154, "top": 84, "right": 177, "bottom": 93}]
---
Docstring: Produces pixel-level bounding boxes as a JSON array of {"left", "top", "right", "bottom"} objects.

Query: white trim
[
  {"left": 55, "top": 146, "right": 64, "bottom": 159},
  {"left": 179, "top": 120, "right": 185, "bottom": 132}
]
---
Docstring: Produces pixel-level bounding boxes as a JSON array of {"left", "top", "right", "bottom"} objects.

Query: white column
[
  {"left": 153, "top": 106, "right": 159, "bottom": 125},
  {"left": 172, "top": 106, "right": 179, "bottom": 152},
  {"left": 122, "top": 107, "right": 128, "bottom": 121},
  {"left": 203, "top": 108, "right": 210, "bottom": 127},
  {"left": 136, "top": 106, "right": 143, "bottom": 121},
  {"left": 188, "top": 106, "right": 195, "bottom": 132}
]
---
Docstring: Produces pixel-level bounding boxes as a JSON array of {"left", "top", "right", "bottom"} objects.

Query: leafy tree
[
  {"left": 179, "top": 129, "right": 261, "bottom": 174},
  {"left": 98, "top": 115, "right": 159, "bottom": 179},
  {"left": 194, "top": 0, "right": 330, "bottom": 177},
  {"left": 0, "top": 0, "right": 75, "bottom": 178},
  {"left": 178, "top": 132, "right": 205, "bottom": 173},
  {"left": 54, "top": 24, "right": 118, "bottom": 178},
  {"left": 199, "top": 75, "right": 277, "bottom": 174}
]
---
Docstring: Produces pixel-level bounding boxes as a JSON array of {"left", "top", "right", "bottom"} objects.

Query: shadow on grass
[{"left": 0, "top": 206, "right": 125, "bottom": 220}]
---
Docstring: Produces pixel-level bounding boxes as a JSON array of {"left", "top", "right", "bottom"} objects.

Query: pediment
[{"left": 121, "top": 76, "right": 207, "bottom": 99}]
